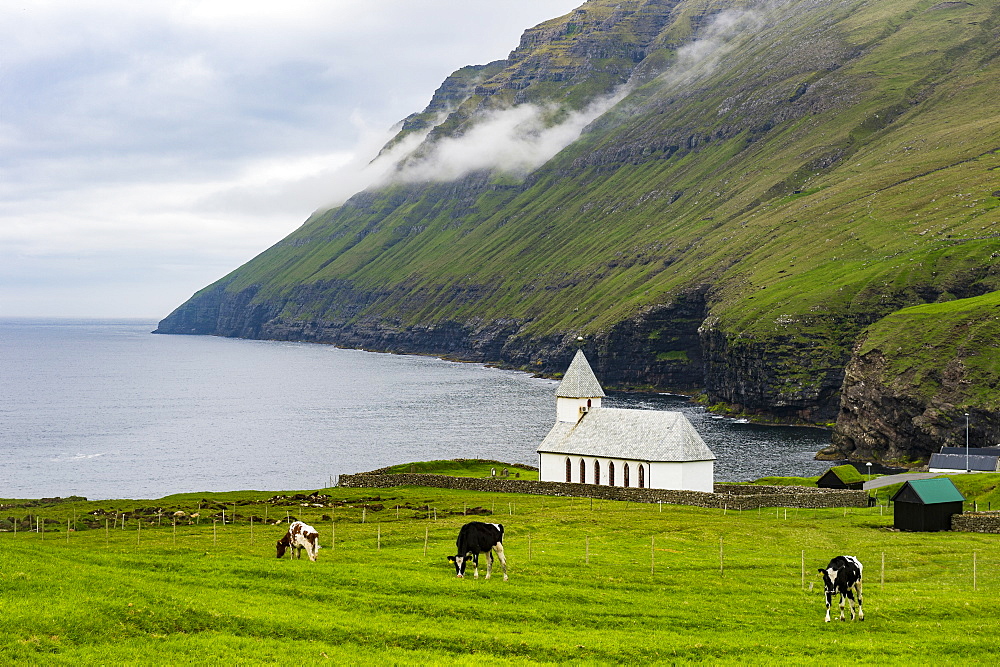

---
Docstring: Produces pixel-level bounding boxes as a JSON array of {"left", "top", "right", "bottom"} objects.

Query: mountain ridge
[{"left": 157, "top": 0, "right": 1000, "bottom": 463}]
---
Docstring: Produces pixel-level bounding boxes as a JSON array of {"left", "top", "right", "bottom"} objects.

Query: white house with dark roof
[{"left": 537, "top": 349, "right": 716, "bottom": 492}]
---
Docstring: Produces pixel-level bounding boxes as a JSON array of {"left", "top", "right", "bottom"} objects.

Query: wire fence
[{"left": 5, "top": 502, "right": 999, "bottom": 594}]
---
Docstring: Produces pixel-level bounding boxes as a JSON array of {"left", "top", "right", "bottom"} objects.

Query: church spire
[{"left": 556, "top": 349, "right": 605, "bottom": 398}]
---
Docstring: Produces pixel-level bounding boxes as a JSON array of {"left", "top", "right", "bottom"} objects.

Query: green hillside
[{"left": 158, "top": 0, "right": 1000, "bottom": 462}]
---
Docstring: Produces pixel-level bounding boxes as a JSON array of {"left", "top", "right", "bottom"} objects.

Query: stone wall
[
  {"left": 338, "top": 473, "right": 867, "bottom": 509},
  {"left": 952, "top": 512, "right": 1000, "bottom": 534}
]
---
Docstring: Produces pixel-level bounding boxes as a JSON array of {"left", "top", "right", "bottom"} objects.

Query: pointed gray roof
[
  {"left": 537, "top": 407, "right": 716, "bottom": 462},
  {"left": 556, "top": 350, "right": 605, "bottom": 398}
]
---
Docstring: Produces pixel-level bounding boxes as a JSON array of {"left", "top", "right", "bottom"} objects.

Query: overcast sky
[{"left": 0, "top": 0, "right": 582, "bottom": 319}]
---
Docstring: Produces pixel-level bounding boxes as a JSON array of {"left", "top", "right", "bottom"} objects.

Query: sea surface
[{"left": 0, "top": 319, "right": 833, "bottom": 499}]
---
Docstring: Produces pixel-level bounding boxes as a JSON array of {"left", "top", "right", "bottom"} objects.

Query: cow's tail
[{"left": 497, "top": 524, "right": 505, "bottom": 543}]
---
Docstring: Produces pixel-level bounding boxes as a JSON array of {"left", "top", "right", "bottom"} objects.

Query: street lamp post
[
  {"left": 866, "top": 461, "right": 872, "bottom": 483},
  {"left": 965, "top": 412, "right": 970, "bottom": 473}
]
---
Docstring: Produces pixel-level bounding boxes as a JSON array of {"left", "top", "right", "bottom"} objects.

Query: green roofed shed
[
  {"left": 890, "top": 478, "right": 965, "bottom": 532},
  {"left": 817, "top": 465, "right": 865, "bottom": 490}
]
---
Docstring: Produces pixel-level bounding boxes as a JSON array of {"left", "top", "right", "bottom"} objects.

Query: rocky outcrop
[
  {"left": 831, "top": 294, "right": 1000, "bottom": 463},
  {"left": 832, "top": 349, "right": 1000, "bottom": 463},
  {"left": 700, "top": 323, "right": 846, "bottom": 422}
]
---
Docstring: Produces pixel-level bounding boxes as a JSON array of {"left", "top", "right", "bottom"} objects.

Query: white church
[{"left": 537, "top": 350, "right": 716, "bottom": 492}]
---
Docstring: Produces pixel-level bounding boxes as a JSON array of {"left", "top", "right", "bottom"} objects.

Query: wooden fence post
[{"left": 719, "top": 537, "right": 724, "bottom": 577}]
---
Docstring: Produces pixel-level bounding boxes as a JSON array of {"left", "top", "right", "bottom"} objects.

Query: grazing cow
[
  {"left": 818, "top": 555, "right": 864, "bottom": 622},
  {"left": 276, "top": 520, "right": 320, "bottom": 562},
  {"left": 447, "top": 521, "right": 507, "bottom": 581}
]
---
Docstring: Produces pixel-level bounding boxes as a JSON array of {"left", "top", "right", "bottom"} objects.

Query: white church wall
[
  {"left": 649, "top": 460, "right": 714, "bottom": 492},
  {"left": 538, "top": 452, "right": 565, "bottom": 482},
  {"left": 542, "top": 453, "right": 710, "bottom": 491},
  {"left": 555, "top": 396, "right": 601, "bottom": 423}
]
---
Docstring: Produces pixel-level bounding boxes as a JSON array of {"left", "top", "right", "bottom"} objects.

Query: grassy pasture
[
  {"left": 2, "top": 484, "right": 999, "bottom": 664},
  {"left": 380, "top": 459, "right": 539, "bottom": 480}
]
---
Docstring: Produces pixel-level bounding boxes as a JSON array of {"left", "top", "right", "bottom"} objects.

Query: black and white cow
[
  {"left": 818, "top": 555, "right": 864, "bottom": 622},
  {"left": 447, "top": 521, "right": 507, "bottom": 581},
  {"left": 276, "top": 520, "right": 320, "bottom": 562}
]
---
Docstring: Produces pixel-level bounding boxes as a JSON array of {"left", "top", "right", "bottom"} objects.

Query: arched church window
[
  {"left": 565, "top": 457, "right": 571, "bottom": 483},
  {"left": 580, "top": 458, "right": 586, "bottom": 483},
  {"left": 609, "top": 461, "right": 615, "bottom": 487},
  {"left": 594, "top": 460, "right": 601, "bottom": 485},
  {"left": 624, "top": 463, "right": 630, "bottom": 488},
  {"left": 638, "top": 465, "right": 645, "bottom": 489}
]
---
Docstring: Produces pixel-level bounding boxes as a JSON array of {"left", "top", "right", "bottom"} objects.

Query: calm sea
[{"left": 0, "top": 319, "right": 832, "bottom": 499}]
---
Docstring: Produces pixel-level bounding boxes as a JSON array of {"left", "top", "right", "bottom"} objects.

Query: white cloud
[
  {"left": 388, "top": 90, "right": 629, "bottom": 184},
  {"left": 0, "top": 0, "right": 584, "bottom": 317},
  {"left": 654, "top": 8, "right": 766, "bottom": 90}
]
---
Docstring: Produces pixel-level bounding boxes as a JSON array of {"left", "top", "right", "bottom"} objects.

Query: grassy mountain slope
[{"left": 158, "top": 0, "right": 1000, "bottom": 461}]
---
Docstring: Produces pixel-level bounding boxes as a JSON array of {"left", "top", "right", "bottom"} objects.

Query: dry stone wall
[
  {"left": 338, "top": 473, "right": 867, "bottom": 509},
  {"left": 952, "top": 512, "right": 1000, "bottom": 534}
]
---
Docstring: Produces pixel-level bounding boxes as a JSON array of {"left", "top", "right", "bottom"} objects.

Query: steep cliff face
[
  {"left": 158, "top": 0, "right": 1000, "bottom": 461},
  {"left": 832, "top": 292, "right": 1000, "bottom": 462}
]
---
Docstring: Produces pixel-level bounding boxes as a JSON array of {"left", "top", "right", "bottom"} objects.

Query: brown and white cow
[{"left": 276, "top": 520, "right": 320, "bottom": 562}]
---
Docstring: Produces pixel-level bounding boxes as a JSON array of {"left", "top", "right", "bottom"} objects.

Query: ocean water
[{"left": 0, "top": 319, "right": 832, "bottom": 499}]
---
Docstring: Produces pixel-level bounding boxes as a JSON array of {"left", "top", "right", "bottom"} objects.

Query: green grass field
[
  {"left": 380, "top": 459, "right": 539, "bottom": 480},
  {"left": 3, "top": 476, "right": 999, "bottom": 664}
]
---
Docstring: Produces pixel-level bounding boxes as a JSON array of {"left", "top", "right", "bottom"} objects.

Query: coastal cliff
[{"left": 158, "top": 0, "right": 1000, "bottom": 463}]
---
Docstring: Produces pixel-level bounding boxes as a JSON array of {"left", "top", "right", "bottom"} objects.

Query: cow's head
[
  {"left": 276, "top": 536, "right": 289, "bottom": 559},
  {"left": 447, "top": 555, "right": 466, "bottom": 578},
  {"left": 818, "top": 567, "right": 837, "bottom": 592}
]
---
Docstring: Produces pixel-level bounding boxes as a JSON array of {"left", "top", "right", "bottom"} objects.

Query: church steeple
[{"left": 555, "top": 350, "right": 604, "bottom": 422}]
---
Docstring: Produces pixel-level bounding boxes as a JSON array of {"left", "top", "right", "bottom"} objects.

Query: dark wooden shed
[
  {"left": 817, "top": 465, "right": 865, "bottom": 490},
  {"left": 890, "top": 478, "right": 965, "bottom": 532}
]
